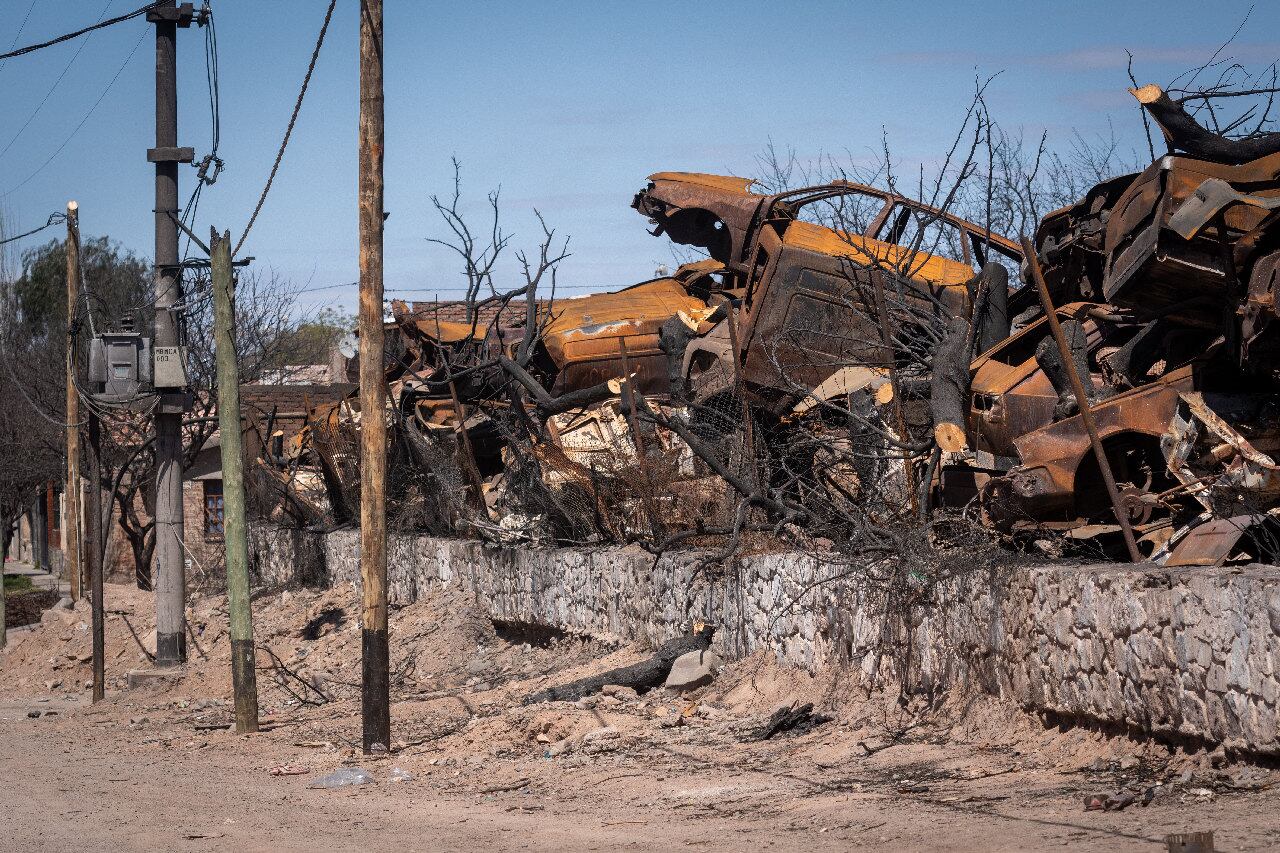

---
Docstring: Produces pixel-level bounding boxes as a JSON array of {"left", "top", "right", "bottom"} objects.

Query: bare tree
[{"left": 93, "top": 266, "right": 314, "bottom": 588}]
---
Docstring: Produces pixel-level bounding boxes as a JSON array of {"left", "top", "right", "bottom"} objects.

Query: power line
[
  {"left": 233, "top": 0, "right": 337, "bottom": 258},
  {"left": 0, "top": 0, "right": 114, "bottom": 163},
  {"left": 292, "top": 281, "right": 612, "bottom": 296},
  {"left": 0, "top": 0, "right": 40, "bottom": 72},
  {"left": 178, "top": 2, "right": 222, "bottom": 264},
  {"left": 1, "top": 24, "right": 147, "bottom": 199},
  {"left": 294, "top": 280, "right": 359, "bottom": 294},
  {"left": 0, "top": 0, "right": 160, "bottom": 61},
  {"left": 0, "top": 212, "right": 67, "bottom": 245}
]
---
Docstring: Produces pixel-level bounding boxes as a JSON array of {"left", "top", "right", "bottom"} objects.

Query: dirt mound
[
  {"left": 0, "top": 579, "right": 1220, "bottom": 779},
  {"left": 4, "top": 588, "right": 58, "bottom": 629}
]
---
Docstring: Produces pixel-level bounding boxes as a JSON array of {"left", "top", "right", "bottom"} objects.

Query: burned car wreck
[{"left": 937, "top": 85, "right": 1280, "bottom": 566}]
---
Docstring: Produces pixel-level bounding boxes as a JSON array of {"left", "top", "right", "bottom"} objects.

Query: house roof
[
  {"left": 405, "top": 299, "right": 535, "bottom": 329},
  {"left": 239, "top": 383, "right": 355, "bottom": 437}
]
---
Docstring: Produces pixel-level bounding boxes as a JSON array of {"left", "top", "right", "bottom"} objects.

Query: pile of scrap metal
[
  {"left": 268, "top": 172, "right": 1036, "bottom": 541},
  {"left": 239, "top": 386, "right": 353, "bottom": 528},
  {"left": 632, "top": 171, "right": 1027, "bottom": 528},
  {"left": 268, "top": 264, "right": 724, "bottom": 541},
  {"left": 937, "top": 84, "right": 1280, "bottom": 567},
  {"left": 632, "top": 172, "right": 1026, "bottom": 419},
  {"left": 261, "top": 82, "right": 1280, "bottom": 568}
]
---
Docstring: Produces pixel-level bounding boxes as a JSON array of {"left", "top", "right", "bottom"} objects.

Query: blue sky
[{"left": 2, "top": 0, "right": 1278, "bottom": 316}]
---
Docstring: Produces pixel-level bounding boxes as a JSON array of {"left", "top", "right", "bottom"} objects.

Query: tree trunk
[
  {"left": 120, "top": 512, "right": 154, "bottom": 591},
  {"left": 522, "top": 626, "right": 715, "bottom": 705},
  {"left": 1, "top": 521, "right": 11, "bottom": 648},
  {"left": 930, "top": 315, "right": 972, "bottom": 453},
  {"left": 973, "top": 263, "right": 1010, "bottom": 356},
  {"left": 1131, "top": 84, "right": 1280, "bottom": 165},
  {"left": 1035, "top": 319, "right": 1099, "bottom": 420}
]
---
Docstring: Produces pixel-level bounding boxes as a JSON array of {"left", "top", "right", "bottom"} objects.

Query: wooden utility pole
[
  {"left": 68, "top": 200, "right": 105, "bottom": 698},
  {"left": 211, "top": 228, "right": 260, "bottom": 733},
  {"left": 149, "top": 0, "right": 195, "bottom": 667},
  {"left": 65, "top": 201, "right": 82, "bottom": 603},
  {"left": 358, "top": 0, "right": 390, "bottom": 753},
  {"left": 86, "top": 409, "right": 104, "bottom": 701}
]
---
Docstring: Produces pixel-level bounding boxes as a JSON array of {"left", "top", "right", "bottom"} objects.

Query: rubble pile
[
  {"left": 947, "top": 90, "right": 1280, "bottom": 565},
  {"left": 249, "top": 84, "right": 1280, "bottom": 568}
]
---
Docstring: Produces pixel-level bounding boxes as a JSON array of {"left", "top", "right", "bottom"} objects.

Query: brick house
[{"left": 100, "top": 370, "right": 354, "bottom": 586}]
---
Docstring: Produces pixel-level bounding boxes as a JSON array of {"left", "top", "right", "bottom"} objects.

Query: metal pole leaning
[{"left": 1020, "top": 236, "right": 1143, "bottom": 563}]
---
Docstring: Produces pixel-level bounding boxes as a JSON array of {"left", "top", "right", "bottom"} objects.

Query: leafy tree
[
  {"left": 14, "top": 236, "right": 153, "bottom": 344},
  {"left": 5, "top": 234, "right": 310, "bottom": 591},
  {"left": 263, "top": 306, "right": 354, "bottom": 371}
]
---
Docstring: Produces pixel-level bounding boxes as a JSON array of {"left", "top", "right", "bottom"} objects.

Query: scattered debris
[
  {"left": 663, "top": 649, "right": 722, "bottom": 692},
  {"left": 479, "top": 777, "right": 530, "bottom": 794},
  {"left": 1165, "top": 830, "right": 1216, "bottom": 853},
  {"left": 749, "top": 702, "right": 833, "bottom": 741},
  {"left": 309, "top": 767, "right": 375, "bottom": 789},
  {"left": 522, "top": 626, "right": 715, "bottom": 705},
  {"left": 268, "top": 764, "right": 310, "bottom": 776}
]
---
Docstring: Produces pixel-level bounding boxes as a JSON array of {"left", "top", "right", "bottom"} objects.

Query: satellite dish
[{"left": 338, "top": 332, "right": 358, "bottom": 359}]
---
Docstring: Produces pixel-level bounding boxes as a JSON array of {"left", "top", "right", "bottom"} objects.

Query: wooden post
[
  {"left": 1021, "top": 236, "right": 1143, "bottom": 563},
  {"left": 86, "top": 410, "right": 105, "bottom": 701},
  {"left": 65, "top": 201, "right": 83, "bottom": 602},
  {"left": 358, "top": 0, "right": 390, "bottom": 753},
  {"left": 211, "top": 228, "right": 260, "bottom": 732}
]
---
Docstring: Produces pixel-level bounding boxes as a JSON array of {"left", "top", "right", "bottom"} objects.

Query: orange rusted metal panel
[
  {"left": 781, "top": 221, "right": 976, "bottom": 287},
  {"left": 645, "top": 172, "right": 756, "bottom": 194}
]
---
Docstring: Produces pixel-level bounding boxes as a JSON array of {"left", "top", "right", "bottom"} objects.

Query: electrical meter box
[
  {"left": 88, "top": 332, "right": 153, "bottom": 400},
  {"left": 152, "top": 345, "right": 188, "bottom": 389}
]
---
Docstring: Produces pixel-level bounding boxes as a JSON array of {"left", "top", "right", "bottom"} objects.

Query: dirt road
[{"left": 1, "top": 583, "right": 1277, "bottom": 852}]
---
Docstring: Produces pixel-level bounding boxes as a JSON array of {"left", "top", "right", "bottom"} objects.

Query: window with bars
[{"left": 203, "top": 480, "right": 225, "bottom": 540}]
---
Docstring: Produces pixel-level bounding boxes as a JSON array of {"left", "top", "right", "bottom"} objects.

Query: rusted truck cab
[{"left": 633, "top": 172, "right": 1023, "bottom": 415}]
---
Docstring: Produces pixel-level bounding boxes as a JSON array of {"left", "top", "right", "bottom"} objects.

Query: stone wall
[{"left": 249, "top": 524, "right": 1280, "bottom": 756}]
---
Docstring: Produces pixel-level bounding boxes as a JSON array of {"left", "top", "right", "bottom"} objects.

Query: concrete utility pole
[
  {"left": 358, "top": 0, "right": 390, "bottom": 753},
  {"left": 210, "top": 228, "right": 259, "bottom": 733},
  {"left": 149, "top": 0, "right": 195, "bottom": 666},
  {"left": 65, "top": 201, "right": 82, "bottom": 603}
]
